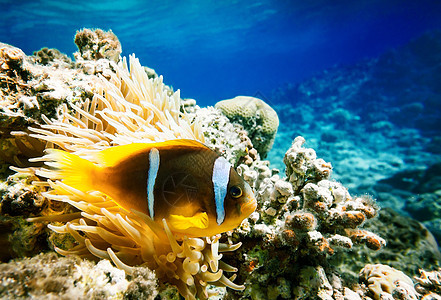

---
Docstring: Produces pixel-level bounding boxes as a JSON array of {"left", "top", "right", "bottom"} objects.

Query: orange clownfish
[{"left": 44, "top": 139, "right": 257, "bottom": 237}]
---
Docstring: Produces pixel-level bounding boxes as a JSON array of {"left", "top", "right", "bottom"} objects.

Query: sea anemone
[{"left": 13, "top": 55, "right": 245, "bottom": 299}]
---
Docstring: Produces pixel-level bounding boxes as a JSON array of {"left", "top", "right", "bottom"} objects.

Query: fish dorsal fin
[
  {"left": 96, "top": 139, "right": 208, "bottom": 167},
  {"left": 168, "top": 212, "right": 209, "bottom": 230},
  {"left": 157, "top": 139, "right": 209, "bottom": 152},
  {"left": 96, "top": 143, "right": 153, "bottom": 167}
]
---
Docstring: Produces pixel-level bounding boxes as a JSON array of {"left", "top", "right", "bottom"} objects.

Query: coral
[
  {"left": 0, "top": 43, "right": 33, "bottom": 130},
  {"left": 33, "top": 48, "right": 73, "bottom": 66},
  {"left": 0, "top": 216, "right": 50, "bottom": 261},
  {"left": 0, "top": 42, "right": 106, "bottom": 166},
  {"left": 74, "top": 28, "right": 122, "bottom": 62},
  {"left": 0, "top": 174, "right": 46, "bottom": 217},
  {"left": 181, "top": 98, "right": 199, "bottom": 114},
  {"left": 124, "top": 267, "right": 160, "bottom": 299},
  {"left": 3, "top": 30, "right": 440, "bottom": 300},
  {"left": 0, "top": 43, "right": 29, "bottom": 80},
  {"left": 360, "top": 264, "right": 419, "bottom": 300},
  {"left": 415, "top": 268, "right": 441, "bottom": 296},
  {"left": 0, "top": 31, "right": 120, "bottom": 150},
  {"left": 215, "top": 96, "right": 279, "bottom": 158},
  {"left": 392, "top": 163, "right": 441, "bottom": 243},
  {"left": 330, "top": 208, "right": 441, "bottom": 281},
  {"left": 1, "top": 43, "right": 86, "bottom": 123},
  {"left": 0, "top": 174, "right": 55, "bottom": 259},
  {"left": 268, "top": 33, "right": 441, "bottom": 199},
  {"left": 292, "top": 266, "right": 334, "bottom": 299},
  {"left": 284, "top": 136, "right": 332, "bottom": 191},
  {"left": 0, "top": 252, "right": 158, "bottom": 299},
  {"left": 227, "top": 136, "right": 385, "bottom": 299},
  {"left": 192, "top": 106, "right": 253, "bottom": 166}
]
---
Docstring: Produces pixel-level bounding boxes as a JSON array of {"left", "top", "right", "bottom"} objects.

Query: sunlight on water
[{"left": 1, "top": 0, "right": 441, "bottom": 103}]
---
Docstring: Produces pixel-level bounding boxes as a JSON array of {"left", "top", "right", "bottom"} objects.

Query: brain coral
[
  {"left": 360, "top": 264, "right": 419, "bottom": 300},
  {"left": 215, "top": 96, "right": 279, "bottom": 158}
]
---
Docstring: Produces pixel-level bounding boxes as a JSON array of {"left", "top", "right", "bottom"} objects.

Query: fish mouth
[{"left": 241, "top": 196, "right": 257, "bottom": 215}]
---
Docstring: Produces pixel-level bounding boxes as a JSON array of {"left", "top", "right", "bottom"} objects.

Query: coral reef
[
  {"left": 330, "top": 207, "right": 440, "bottom": 280},
  {"left": 0, "top": 252, "right": 158, "bottom": 299},
  {"left": 375, "top": 162, "right": 441, "bottom": 243},
  {"left": 359, "top": 264, "right": 441, "bottom": 300},
  {"left": 0, "top": 40, "right": 111, "bottom": 167},
  {"left": 0, "top": 174, "right": 49, "bottom": 260},
  {"left": 268, "top": 31, "right": 441, "bottom": 203},
  {"left": 0, "top": 174, "right": 46, "bottom": 217},
  {"left": 228, "top": 136, "right": 386, "bottom": 299},
  {"left": 0, "top": 41, "right": 97, "bottom": 123},
  {"left": 215, "top": 96, "right": 279, "bottom": 158},
  {"left": 33, "top": 48, "right": 73, "bottom": 66},
  {"left": 0, "top": 29, "right": 440, "bottom": 300}
]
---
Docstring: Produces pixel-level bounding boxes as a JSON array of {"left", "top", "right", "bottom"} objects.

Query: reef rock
[
  {"left": 193, "top": 106, "right": 252, "bottom": 166},
  {"left": 0, "top": 252, "right": 158, "bottom": 299},
  {"left": 74, "top": 28, "right": 122, "bottom": 62},
  {"left": 0, "top": 39, "right": 111, "bottom": 166}
]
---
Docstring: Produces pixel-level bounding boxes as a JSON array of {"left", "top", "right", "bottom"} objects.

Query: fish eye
[{"left": 229, "top": 186, "right": 242, "bottom": 198}]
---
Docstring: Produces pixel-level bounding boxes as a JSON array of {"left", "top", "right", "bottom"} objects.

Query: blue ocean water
[{"left": 1, "top": 0, "right": 441, "bottom": 106}]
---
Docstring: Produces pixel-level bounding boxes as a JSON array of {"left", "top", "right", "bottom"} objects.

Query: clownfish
[{"left": 44, "top": 139, "right": 257, "bottom": 237}]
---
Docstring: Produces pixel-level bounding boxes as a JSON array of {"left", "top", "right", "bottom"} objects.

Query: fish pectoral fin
[{"left": 168, "top": 212, "right": 209, "bottom": 230}]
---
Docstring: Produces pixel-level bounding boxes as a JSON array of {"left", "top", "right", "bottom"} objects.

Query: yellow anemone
[{"left": 14, "top": 55, "right": 245, "bottom": 299}]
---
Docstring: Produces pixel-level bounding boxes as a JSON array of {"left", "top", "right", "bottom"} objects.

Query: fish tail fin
[{"left": 41, "top": 149, "right": 99, "bottom": 192}]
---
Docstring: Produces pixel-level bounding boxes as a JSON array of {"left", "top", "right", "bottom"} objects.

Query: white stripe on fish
[
  {"left": 147, "top": 148, "right": 160, "bottom": 219},
  {"left": 212, "top": 156, "right": 230, "bottom": 225}
]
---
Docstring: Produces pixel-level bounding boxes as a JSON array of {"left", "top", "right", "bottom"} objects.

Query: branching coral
[
  {"left": 231, "top": 136, "right": 386, "bottom": 298},
  {"left": 243, "top": 137, "right": 384, "bottom": 252}
]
